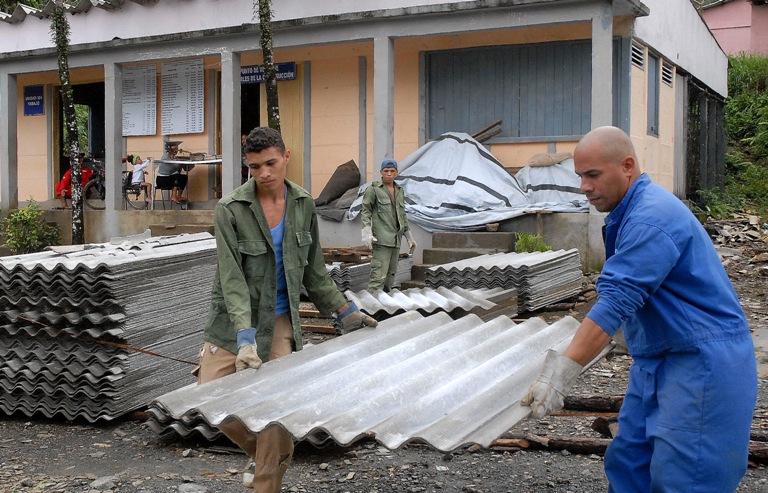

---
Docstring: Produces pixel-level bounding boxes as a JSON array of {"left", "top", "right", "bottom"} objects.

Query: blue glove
[
  {"left": 235, "top": 327, "right": 262, "bottom": 371},
  {"left": 237, "top": 327, "right": 257, "bottom": 349},
  {"left": 336, "top": 302, "right": 378, "bottom": 334}
]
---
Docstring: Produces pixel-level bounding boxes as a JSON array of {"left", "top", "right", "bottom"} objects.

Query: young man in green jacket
[
  {"left": 361, "top": 159, "right": 417, "bottom": 292},
  {"left": 197, "top": 127, "right": 376, "bottom": 493}
]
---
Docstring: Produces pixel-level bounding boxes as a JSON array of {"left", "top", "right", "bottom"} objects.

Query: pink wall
[
  {"left": 753, "top": 5, "right": 768, "bottom": 54},
  {"left": 702, "top": 0, "right": 768, "bottom": 55}
]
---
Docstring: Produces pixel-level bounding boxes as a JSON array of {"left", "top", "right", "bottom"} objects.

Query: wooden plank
[
  {"left": 299, "top": 309, "right": 323, "bottom": 318},
  {"left": 301, "top": 324, "right": 336, "bottom": 334}
]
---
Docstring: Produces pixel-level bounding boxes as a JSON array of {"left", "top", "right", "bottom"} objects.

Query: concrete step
[
  {"left": 399, "top": 279, "right": 426, "bottom": 290},
  {"left": 411, "top": 263, "right": 436, "bottom": 281},
  {"left": 422, "top": 247, "right": 499, "bottom": 266},
  {"left": 149, "top": 223, "right": 215, "bottom": 236},
  {"left": 432, "top": 231, "right": 516, "bottom": 251}
]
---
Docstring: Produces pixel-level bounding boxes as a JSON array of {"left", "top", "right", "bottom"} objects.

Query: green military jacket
[
  {"left": 203, "top": 179, "right": 346, "bottom": 361},
  {"left": 360, "top": 180, "right": 409, "bottom": 248}
]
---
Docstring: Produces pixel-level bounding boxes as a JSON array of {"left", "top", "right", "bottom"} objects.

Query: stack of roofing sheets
[
  {"left": 343, "top": 286, "right": 517, "bottom": 319},
  {"left": 326, "top": 256, "right": 413, "bottom": 292},
  {"left": 424, "top": 249, "right": 583, "bottom": 312},
  {"left": 148, "top": 311, "right": 608, "bottom": 449},
  {"left": 0, "top": 233, "right": 217, "bottom": 422}
]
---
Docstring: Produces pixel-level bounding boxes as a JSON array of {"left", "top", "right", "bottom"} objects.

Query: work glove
[
  {"left": 404, "top": 230, "right": 417, "bottom": 255},
  {"left": 521, "top": 350, "right": 583, "bottom": 418},
  {"left": 362, "top": 226, "right": 377, "bottom": 250},
  {"left": 235, "top": 327, "right": 263, "bottom": 372},
  {"left": 335, "top": 301, "right": 378, "bottom": 334}
]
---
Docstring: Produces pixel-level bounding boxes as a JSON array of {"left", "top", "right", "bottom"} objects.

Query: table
[{"left": 151, "top": 157, "right": 222, "bottom": 209}]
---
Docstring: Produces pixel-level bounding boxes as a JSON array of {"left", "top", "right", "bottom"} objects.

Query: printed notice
[
  {"left": 122, "top": 65, "right": 157, "bottom": 136},
  {"left": 23, "top": 85, "right": 44, "bottom": 116},
  {"left": 161, "top": 59, "right": 205, "bottom": 135}
]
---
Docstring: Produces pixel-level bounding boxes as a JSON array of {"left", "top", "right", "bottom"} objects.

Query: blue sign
[
  {"left": 24, "top": 85, "right": 44, "bottom": 116},
  {"left": 241, "top": 62, "right": 297, "bottom": 85}
]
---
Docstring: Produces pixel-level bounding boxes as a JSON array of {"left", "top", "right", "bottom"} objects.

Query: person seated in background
[
  {"left": 154, "top": 141, "right": 190, "bottom": 204},
  {"left": 55, "top": 165, "right": 94, "bottom": 208},
  {"left": 129, "top": 155, "right": 153, "bottom": 203}
]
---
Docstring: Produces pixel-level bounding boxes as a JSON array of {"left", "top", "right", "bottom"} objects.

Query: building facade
[
  {"left": 701, "top": 0, "right": 768, "bottom": 55},
  {"left": 0, "top": 0, "right": 727, "bottom": 243}
]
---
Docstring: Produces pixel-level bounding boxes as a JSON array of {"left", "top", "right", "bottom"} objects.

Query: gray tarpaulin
[{"left": 346, "top": 133, "right": 588, "bottom": 232}]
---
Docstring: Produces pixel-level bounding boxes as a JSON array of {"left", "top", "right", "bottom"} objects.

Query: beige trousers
[{"left": 197, "top": 314, "right": 295, "bottom": 493}]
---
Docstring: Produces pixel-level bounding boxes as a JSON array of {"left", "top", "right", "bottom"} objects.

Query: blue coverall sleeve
[{"left": 587, "top": 221, "right": 682, "bottom": 336}]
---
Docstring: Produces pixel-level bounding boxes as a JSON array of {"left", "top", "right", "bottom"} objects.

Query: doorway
[
  {"left": 241, "top": 83, "right": 261, "bottom": 137},
  {"left": 55, "top": 82, "right": 105, "bottom": 180}
]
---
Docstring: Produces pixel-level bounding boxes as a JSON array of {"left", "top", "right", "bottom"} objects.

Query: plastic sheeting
[{"left": 346, "top": 133, "right": 588, "bottom": 232}]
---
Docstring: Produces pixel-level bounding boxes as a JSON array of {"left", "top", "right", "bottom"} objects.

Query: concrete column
[
  {"left": 220, "top": 51, "right": 242, "bottom": 196},
  {"left": 358, "top": 56, "right": 368, "bottom": 184},
  {"left": 104, "top": 63, "right": 123, "bottom": 211},
  {"left": 591, "top": 2, "right": 613, "bottom": 128},
  {"left": 302, "top": 61, "right": 312, "bottom": 193},
  {"left": 373, "top": 35, "right": 394, "bottom": 164},
  {"left": 0, "top": 71, "right": 19, "bottom": 209}
]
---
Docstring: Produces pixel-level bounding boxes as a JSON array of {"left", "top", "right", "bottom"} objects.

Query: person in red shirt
[{"left": 55, "top": 166, "right": 94, "bottom": 208}]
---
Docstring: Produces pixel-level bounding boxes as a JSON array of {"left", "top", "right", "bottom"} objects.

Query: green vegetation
[
  {"left": 1, "top": 200, "right": 60, "bottom": 255},
  {"left": 696, "top": 54, "right": 768, "bottom": 220},
  {"left": 514, "top": 232, "right": 552, "bottom": 253},
  {"left": 0, "top": 0, "right": 44, "bottom": 13}
]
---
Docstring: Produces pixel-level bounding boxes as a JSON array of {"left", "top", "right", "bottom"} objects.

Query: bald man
[{"left": 522, "top": 126, "right": 757, "bottom": 492}]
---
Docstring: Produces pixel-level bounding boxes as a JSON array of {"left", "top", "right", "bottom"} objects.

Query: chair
[{"left": 154, "top": 177, "right": 176, "bottom": 210}]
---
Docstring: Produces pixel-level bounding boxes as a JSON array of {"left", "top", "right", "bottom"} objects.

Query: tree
[
  {"left": 257, "top": 0, "right": 280, "bottom": 132},
  {"left": 51, "top": 3, "right": 85, "bottom": 244},
  {"left": 0, "top": 0, "right": 44, "bottom": 13}
]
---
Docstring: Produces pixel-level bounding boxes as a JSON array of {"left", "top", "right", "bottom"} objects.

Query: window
[
  {"left": 426, "top": 40, "right": 593, "bottom": 140},
  {"left": 647, "top": 53, "right": 660, "bottom": 136}
]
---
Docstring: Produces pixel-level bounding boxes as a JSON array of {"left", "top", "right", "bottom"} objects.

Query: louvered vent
[
  {"left": 631, "top": 40, "right": 645, "bottom": 69},
  {"left": 662, "top": 60, "right": 674, "bottom": 86}
]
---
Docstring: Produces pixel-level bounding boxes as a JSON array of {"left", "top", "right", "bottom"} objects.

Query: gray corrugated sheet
[
  {"left": 149, "top": 311, "right": 603, "bottom": 452},
  {"left": 343, "top": 286, "right": 509, "bottom": 318},
  {"left": 0, "top": 233, "right": 217, "bottom": 421},
  {"left": 327, "top": 257, "right": 413, "bottom": 292},
  {"left": 425, "top": 249, "right": 583, "bottom": 311}
]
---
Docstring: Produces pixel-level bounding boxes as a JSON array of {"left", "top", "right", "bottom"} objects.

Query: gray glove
[
  {"left": 336, "top": 301, "right": 378, "bottom": 334},
  {"left": 404, "top": 230, "right": 417, "bottom": 254},
  {"left": 521, "top": 350, "right": 583, "bottom": 418},
  {"left": 362, "top": 226, "right": 377, "bottom": 250},
  {"left": 235, "top": 327, "right": 263, "bottom": 371}
]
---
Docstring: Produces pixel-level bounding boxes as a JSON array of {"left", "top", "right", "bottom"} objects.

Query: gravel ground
[{"left": 1, "top": 229, "right": 767, "bottom": 493}]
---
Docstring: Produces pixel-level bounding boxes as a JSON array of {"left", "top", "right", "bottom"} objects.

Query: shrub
[
  {"left": 514, "top": 232, "right": 552, "bottom": 253},
  {"left": 1, "top": 200, "right": 60, "bottom": 255},
  {"left": 692, "top": 187, "right": 744, "bottom": 220}
]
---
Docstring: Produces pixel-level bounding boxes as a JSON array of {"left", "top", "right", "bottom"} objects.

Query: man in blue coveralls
[{"left": 522, "top": 126, "right": 757, "bottom": 492}]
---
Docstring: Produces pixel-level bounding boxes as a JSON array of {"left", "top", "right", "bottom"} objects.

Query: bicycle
[
  {"left": 83, "top": 161, "right": 150, "bottom": 210},
  {"left": 83, "top": 160, "right": 106, "bottom": 210}
]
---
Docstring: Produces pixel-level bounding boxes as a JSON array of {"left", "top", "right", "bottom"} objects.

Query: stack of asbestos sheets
[
  {"left": 425, "top": 249, "right": 583, "bottom": 312},
  {"left": 0, "top": 233, "right": 217, "bottom": 422},
  {"left": 326, "top": 256, "right": 413, "bottom": 292}
]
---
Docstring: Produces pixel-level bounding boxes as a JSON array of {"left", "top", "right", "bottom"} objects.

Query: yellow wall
[
  {"left": 628, "top": 51, "right": 676, "bottom": 192},
  {"left": 309, "top": 57, "right": 362, "bottom": 194},
  {"left": 259, "top": 64, "right": 305, "bottom": 186},
  {"left": 10, "top": 22, "right": 674, "bottom": 206}
]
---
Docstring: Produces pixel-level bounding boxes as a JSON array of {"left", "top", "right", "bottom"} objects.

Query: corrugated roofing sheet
[
  {"left": 343, "top": 286, "right": 514, "bottom": 318},
  {"left": 425, "top": 249, "right": 583, "bottom": 311},
  {"left": 0, "top": 233, "right": 217, "bottom": 421},
  {"left": 327, "top": 257, "right": 412, "bottom": 292},
  {"left": 149, "top": 311, "right": 602, "bottom": 451}
]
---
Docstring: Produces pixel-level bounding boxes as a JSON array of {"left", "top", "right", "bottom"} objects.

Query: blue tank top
[{"left": 271, "top": 196, "right": 289, "bottom": 316}]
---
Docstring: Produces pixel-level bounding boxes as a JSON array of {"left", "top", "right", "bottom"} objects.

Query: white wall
[
  {"left": 634, "top": 0, "right": 728, "bottom": 97},
  {"left": 0, "top": 0, "right": 501, "bottom": 53}
]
